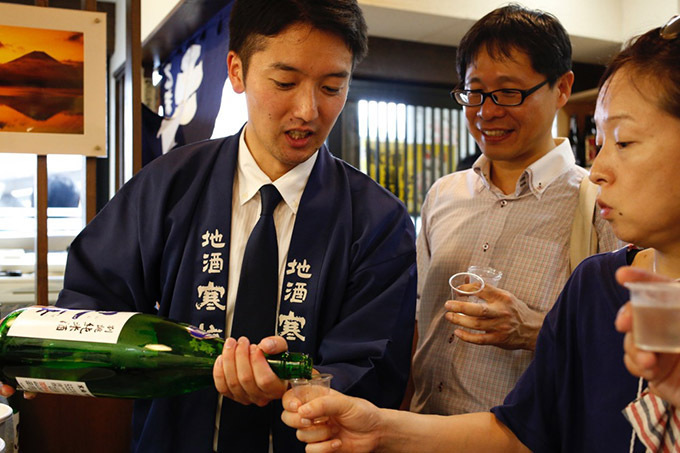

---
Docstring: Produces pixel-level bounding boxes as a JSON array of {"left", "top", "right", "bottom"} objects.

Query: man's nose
[
  {"left": 293, "top": 87, "right": 319, "bottom": 122},
  {"left": 476, "top": 95, "right": 506, "bottom": 120}
]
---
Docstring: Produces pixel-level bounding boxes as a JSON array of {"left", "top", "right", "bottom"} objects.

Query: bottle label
[
  {"left": 15, "top": 377, "right": 94, "bottom": 397},
  {"left": 7, "top": 307, "right": 136, "bottom": 344}
]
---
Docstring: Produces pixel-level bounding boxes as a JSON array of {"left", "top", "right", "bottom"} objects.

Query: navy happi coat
[{"left": 57, "top": 132, "right": 417, "bottom": 452}]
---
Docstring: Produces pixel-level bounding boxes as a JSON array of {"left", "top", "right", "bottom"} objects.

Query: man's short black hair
[
  {"left": 456, "top": 4, "right": 572, "bottom": 88},
  {"left": 229, "top": 0, "right": 368, "bottom": 76}
]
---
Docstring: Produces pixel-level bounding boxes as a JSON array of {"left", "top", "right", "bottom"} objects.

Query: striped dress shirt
[{"left": 624, "top": 390, "right": 680, "bottom": 453}]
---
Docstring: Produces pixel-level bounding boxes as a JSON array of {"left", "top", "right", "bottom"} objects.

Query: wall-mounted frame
[{"left": 0, "top": 3, "right": 106, "bottom": 156}]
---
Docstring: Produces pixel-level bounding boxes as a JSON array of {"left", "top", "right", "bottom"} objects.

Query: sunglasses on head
[{"left": 660, "top": 15, "right": 680, "bottom": 40}]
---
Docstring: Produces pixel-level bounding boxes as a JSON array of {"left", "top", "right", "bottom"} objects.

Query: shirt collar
[
  {"left": 236, "top": 126, "right": 318, "bottom": 214},
  {"left": 522, "top": 138, "right": 574, "bottom": 196},
  {"left": 472, "top": 137, "right": 575, "bottom": 198}
]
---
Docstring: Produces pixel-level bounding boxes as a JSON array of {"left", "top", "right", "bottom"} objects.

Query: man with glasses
[{"left": 408, "top": 4, "right": 620, "bottom": 416}]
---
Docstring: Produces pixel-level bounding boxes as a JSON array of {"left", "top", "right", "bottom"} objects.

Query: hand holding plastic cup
[
  {"left": 290, "top": 373, "right": 333, "bottom": 423},
  {"left": 449, "top": 272, "right": 485, "bottom": 301},
  {"left": 449, "top": 266, "right": 503, "bottom": 303},
  {"left": 625, "top": 281, "right": 680, "bottom": 352},
  {"left": 467, "top": 265, "right": 502, "bottom": 303}
]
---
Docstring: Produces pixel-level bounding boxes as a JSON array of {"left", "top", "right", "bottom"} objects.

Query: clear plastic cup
[
  {"left": 467, "top": 266, "right": 503, "bottom": 286},
  {"left": 467, "top": 265, "right": 502, "bottom": 303},
  {"left": 289, "top": 373, "right": 332, "bottom": 403},
  {"left": 625, "top": 282, "right": 680, "bottom": 352},
  {"left": 289, "top": 373, "right": 333, "bottom": 423},
  {"left": 0, "top": 403, "right": 12, "bottom": 453},
  {"left": 449, "top": 272, "right": 485, "bottom": 301}
]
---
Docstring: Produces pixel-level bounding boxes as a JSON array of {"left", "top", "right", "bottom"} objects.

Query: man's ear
[
  {"left": 556, "top": 70, "right": 575, "bottom": 109},
  {"left": 227, "top": 51, "right": 246, "bottom": 93}
]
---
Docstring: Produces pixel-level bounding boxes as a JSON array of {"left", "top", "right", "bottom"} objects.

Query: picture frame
[{"left": 0, "top": 3, "right": 106, "bottom": 156}]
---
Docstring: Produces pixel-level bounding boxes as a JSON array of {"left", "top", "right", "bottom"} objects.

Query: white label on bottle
[
  {"left": 15, "top": 377, "right": 94, "bottom": 397},
  {"left": 7, "top": 307, "right": 137, "bottom": 344}
]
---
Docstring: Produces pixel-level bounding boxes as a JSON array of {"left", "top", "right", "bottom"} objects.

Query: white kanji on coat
[
  {"left": 278, "top": 310, "right": 306, "bottom": 341},
  {"left": 284, "top": 282, "right": 308, "bottom": 303},
  {"left": 285, "top": 259, "right": 312, "bottom": 279},
  {"left": 202, "top": 252, "right": 223, "bottom": 274},
  {"left": 201, "top": 229, "right": 226, "bottom": 248},
  {"left": 195, "top": 281, "right": 226, "bottom": 311}
]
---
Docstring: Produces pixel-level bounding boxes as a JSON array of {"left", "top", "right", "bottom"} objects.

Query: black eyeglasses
[
  {"left": 661, "top": 15, "right": 680, "bottom": 40},
  {"left": 450, "top": 79, "right": 549, "bottom": 107}
]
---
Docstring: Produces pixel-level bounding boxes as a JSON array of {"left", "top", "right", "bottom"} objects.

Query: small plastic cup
[
  {"left": 625, "top": 281, "right": 680, "bottom": 352},
  {"left": 468, "top": 266, "right": 503, "bottom": 286},
  {"left": 289, "top": 373, "right": 333, "bottom": 403},
  {"left": 289, "top": 373, "right": 333, "bottom": 423},
  {"left": 467, "top": 266, "right": 502, "bottom": 303},
  {"left": 0, "top": 403, "right": 12, "bottom": 453},
  {"left": 448, "top": 272, "right": 485, "bottom": 301}
]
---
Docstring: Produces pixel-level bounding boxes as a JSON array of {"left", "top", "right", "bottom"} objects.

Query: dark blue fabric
[
  {"left": 142, "top": 3, "right": 230, "bottom": 165},
  {"left": 57, "top": 132, "right": 417, "bottom": 452},
  {"left": 491, "top": 247, "right": 645, "bottom": 452},
  {"left": 232, "top": 184, "right": 282, "bottom": 343},
  {"left": 157, "top": 3, "right": 232, "bottom": 147},
  {"left": 220, "top": 184, "right": 282, "bottom": 452},
  {"left": 141, "top": 104, "right": 185, "bottom": 166}
]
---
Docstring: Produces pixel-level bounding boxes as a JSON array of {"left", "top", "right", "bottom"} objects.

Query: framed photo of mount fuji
[{"left": 0, "top": 3, "right": 106, "bottom": 156}]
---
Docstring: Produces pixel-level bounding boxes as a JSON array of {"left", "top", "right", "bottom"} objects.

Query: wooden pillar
[
  {"left": 34, "top": 156, "right": 48, "bottom": 306},
  {"left": 33, "top": 0, "right": 49, "bottom": 308},
  {"left": 83, "top": 0, "right": 98, "bottom": 225},
  {"left": 126, "top": 0, "right": 142, "bottom": 176}
]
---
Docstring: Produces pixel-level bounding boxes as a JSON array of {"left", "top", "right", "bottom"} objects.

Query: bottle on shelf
[
  {"left": 568, "top": 115, "right": 585, "bottom": 167},
  {"left": 583, "top": 114, "right": 598, "bottom": 167},
  {"left": 0, "top": 307, "right": 313, "bottom": 399}
]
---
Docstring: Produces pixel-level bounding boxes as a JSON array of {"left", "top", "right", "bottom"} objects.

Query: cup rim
[
  {"left": 467, "top": 265, "right": 503, "bottom": 279},
  {"left": 625, "top": 281, "right": 680, "bottom": 307},
  {"left": 625, "top": 281, "right": 680, "bottom": 292},
  {"left": 449, "top": 272, "right": 485, "bottom": 295},
  {"left": 289, "top": 373, "right": 333, "bottom": 385},
  {"left": 0, "top": 403, "right": 11, "bottom": 424}
]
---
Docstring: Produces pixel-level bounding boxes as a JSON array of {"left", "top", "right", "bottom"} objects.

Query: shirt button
[
  {"left": 500, "top": 200, "right": 508, "bottom": 207},
  {"left": 483, "top": 243, "right": 489, "bottom": 251},
  {"left": 438, "top": 382, "right": 444, "bottom": 392},
  {"left": 448, "top": 333, "right": 455, "bottom": 343}
]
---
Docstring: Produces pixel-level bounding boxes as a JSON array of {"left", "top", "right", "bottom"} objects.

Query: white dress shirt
[
  {"left": 215, "top": 127, "right": 318, "bottom": 450},
  {"left": 225, "top": 127, "right": 318, "bottom": 338}
]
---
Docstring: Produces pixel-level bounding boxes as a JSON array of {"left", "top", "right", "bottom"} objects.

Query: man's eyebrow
[
  {"left": 465, "top": 75, "right": 525, "bottom": 87},
  {"left": 270, "top": 62, "right": 350, "bottom": 79},
  {"left": 270, "top": 62, "right": 298, "bottom": 72}
]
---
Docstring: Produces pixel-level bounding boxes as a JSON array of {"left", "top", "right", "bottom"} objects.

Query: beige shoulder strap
[{"left": 569, "top": 175, "right": 599, "bottom": 273}]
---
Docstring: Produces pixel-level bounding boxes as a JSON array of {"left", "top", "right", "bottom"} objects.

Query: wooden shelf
[
  {"left": 557, "top": 89, "right": 597, "bottom": 138},
  {"left": 568, "top": 88, "right": 598, "bottom": 103}
]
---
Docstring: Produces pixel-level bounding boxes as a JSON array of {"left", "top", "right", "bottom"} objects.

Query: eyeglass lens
[{"left": 462, "top": 91, "right": 522, "bottom": 106}]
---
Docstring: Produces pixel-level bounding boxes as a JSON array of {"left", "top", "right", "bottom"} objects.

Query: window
[
  {"left": 336, "top": 80, "right": 477, "bottom": 229},
  {"left": 0, "top": 153, "right": 84, "bottom": 273}
]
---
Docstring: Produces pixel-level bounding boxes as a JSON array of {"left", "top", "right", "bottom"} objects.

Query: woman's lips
[{"left": 597, "top": 199, "right": 613, "bottom": 219}]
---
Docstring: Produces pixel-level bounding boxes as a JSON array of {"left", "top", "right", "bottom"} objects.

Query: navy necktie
[
  {"left": 219, "top": 184, "right": 283, "bottom": 452},
  {"left": 231, "top": 184, "right": 282, "bottom": 343}
]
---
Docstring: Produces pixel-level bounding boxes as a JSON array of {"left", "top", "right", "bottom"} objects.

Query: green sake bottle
[{"left": 0, "top": 306, "right": 312, "bottom": 399}]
